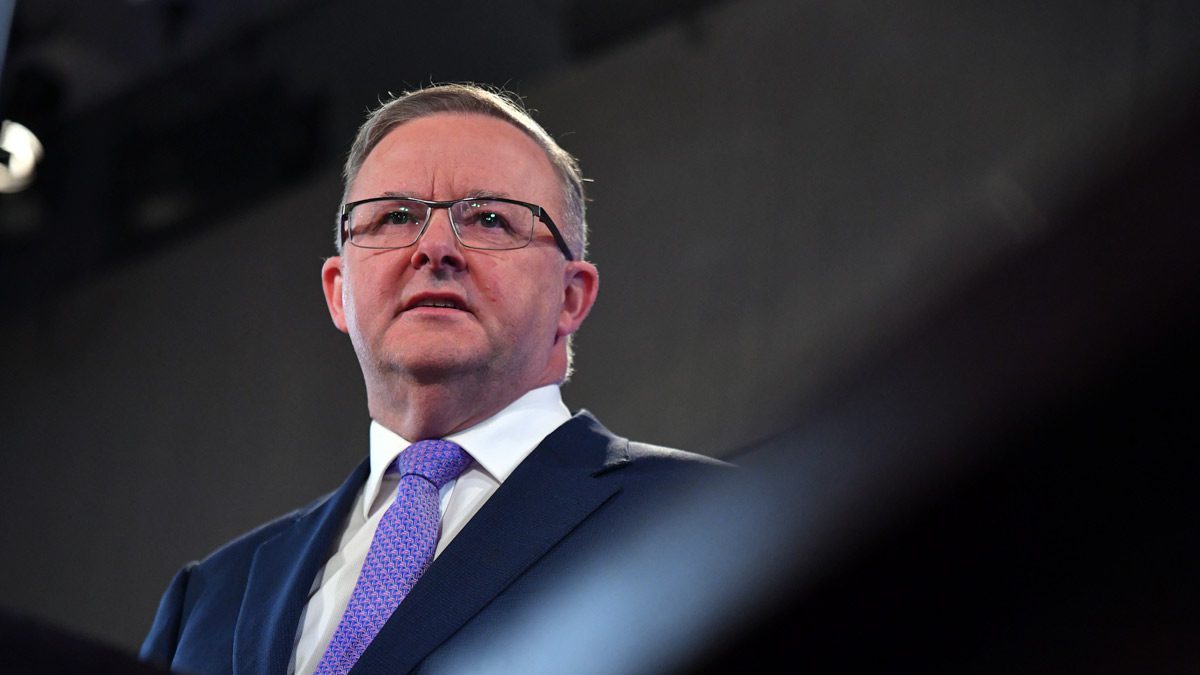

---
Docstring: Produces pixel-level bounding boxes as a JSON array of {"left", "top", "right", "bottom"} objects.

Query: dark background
[{"left": 0, "top": 0, "right": 1196, "bottom": 666}]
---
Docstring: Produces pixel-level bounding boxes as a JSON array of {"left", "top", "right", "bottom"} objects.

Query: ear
[
  {"left": 557, "top": 260, "right": 600, "bottom": 339},
  {"left": 321, "top": 256, "right": 350, "bottom": 334}
]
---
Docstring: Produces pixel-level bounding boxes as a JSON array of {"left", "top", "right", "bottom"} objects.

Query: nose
[{"left": 410, "top": 208, "right": 466, "bottom": 271}]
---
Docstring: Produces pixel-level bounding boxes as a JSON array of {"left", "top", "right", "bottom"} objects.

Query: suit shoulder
[
  {"left": 609, "top": 440, "right": 734, "bottom": 487},
  {"left": 567, "top": 411, "right": 732, "bottom": 477},
  {"left": 625, "top": 441, "right": 732, "bottom": 468}
]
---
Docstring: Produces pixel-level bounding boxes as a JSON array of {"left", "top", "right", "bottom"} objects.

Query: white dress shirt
[{"left": 290, "top": 385, "right": 571, "bottom": 675}]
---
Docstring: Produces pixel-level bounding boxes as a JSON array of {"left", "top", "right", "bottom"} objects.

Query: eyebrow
[{"left": 379, "top": 189, "right": 516, "bottom": 200}]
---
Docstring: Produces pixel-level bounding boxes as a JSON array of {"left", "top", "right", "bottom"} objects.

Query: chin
[{"left": 383, "top": 348, "right": 490, "bottom": 382}]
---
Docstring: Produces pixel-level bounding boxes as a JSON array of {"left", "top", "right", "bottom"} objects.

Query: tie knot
[{"left": 397, "top": 439, "right": 471, "bottom": 488}]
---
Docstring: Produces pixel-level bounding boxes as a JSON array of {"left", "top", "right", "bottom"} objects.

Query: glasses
[{"left": 340, "top": 196, "right": 574, "bottom": 260}]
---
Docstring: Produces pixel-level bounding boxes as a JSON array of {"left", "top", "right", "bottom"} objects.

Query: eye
[
  {"left": 459, "top": 202, "right": 514, "bottom": 232},
  {"left": 476, "top": 210, "right": 509, "bottom": 230},
  {"left": 383, "top": 208, "right": 417, "bottom": 226}
]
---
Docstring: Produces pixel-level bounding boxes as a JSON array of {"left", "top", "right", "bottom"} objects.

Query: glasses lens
[
  {"left": 348, "top": 199, "right": 428, "bottom": 248},
  {"left": 451, "top": 199, "right": 534, "bottom": 250}
]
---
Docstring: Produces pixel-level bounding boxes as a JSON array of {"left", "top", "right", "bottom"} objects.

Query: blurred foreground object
[{"left": 0, "top": 608, "right": 168, "bottom": 674}]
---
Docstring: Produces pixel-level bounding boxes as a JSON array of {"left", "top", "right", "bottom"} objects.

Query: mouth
[{"left": 402, "top": 293, "right": 470, "bottom": 314}]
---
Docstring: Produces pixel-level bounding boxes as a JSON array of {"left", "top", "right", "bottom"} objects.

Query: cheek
[
  {"left": 526, "top": 287, "right": 567, "bottom": 339},
  {"left": 345, "top": 265, "right": 399, "bottom": 329},
  {"left": 475, "top": 258, "right": 564, "bottom": 333},
  {"left": 472, "top": 261, "right": 512, "bottom": 317},
  {"left": 476, "top": 276, "right": 501, "bottom": 303}
]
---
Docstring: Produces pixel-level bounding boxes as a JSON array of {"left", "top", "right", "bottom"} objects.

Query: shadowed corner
[{"left": 0, "top": 607, "right": 172, "bottom": 674}]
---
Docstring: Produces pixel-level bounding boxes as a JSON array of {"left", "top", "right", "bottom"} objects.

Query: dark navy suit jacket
[{"left": 140, "top": 412, "right": 726, "bottom": 674}]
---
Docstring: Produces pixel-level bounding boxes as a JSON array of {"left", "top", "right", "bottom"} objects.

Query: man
[{"left": 140, "top": 83, "right": 725, "bottom": 674}]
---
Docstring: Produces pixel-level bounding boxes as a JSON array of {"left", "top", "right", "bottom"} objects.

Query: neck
[{"left": 364, "top": 373, "right": 555, "bottom": 441}]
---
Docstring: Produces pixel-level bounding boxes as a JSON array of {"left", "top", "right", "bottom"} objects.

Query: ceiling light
[{"left": 0, "top": 120, "right": 44, "bottom": 193}]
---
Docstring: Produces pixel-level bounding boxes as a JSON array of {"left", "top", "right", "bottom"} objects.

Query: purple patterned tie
[{"left": 314, "top": 439, "right": 471, "bottom": 675}]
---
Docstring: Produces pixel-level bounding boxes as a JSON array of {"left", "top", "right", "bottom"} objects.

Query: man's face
[{"left": 321, "top": 113, "right": 597, "bottom": 423}]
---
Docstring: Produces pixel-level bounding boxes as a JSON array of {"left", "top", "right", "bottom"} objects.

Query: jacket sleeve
[{"left": 139, "top": 562, "right": 197, "bottom": 667}]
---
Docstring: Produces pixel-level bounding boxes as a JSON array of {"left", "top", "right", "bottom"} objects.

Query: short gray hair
[{"left": 338, "top": 83, "right": 588, "bottom": 259}]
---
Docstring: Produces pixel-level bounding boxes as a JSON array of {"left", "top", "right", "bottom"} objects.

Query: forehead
[{"left": 349, "top": 112, "right": 561, "bottom": 206}]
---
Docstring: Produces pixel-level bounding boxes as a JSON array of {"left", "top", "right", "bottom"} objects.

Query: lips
[{"left": 402, "top": 292, "right": 470, "bottom": 313}]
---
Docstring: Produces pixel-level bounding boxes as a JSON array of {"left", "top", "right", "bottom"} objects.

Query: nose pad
[{"left": 410, "top": 209, "right": 466, "bottom": 270}]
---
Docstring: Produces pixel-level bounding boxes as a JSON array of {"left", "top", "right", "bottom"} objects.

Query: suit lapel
[
  {"left": 233, "top": 459, "right": 370, "bottom": 675},
  {"left": 352, "top": 412, "right": 629, "bottom": 674}
]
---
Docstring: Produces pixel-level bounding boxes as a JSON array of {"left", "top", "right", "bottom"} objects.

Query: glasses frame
[{"left": 340, "top": 196, "right": 575, "bottom": 261}]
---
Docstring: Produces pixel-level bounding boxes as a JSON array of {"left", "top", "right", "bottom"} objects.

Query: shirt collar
[{"left": 362, "top": 384, "right": 571, "bottom": 520}]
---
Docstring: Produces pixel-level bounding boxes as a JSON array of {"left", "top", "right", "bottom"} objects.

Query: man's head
[
  {"left": 321, "top": 84, "right": 599, "bottom": 439},
  {"left": 337, "top": 84, "right": 588, "bottom": 259}
]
